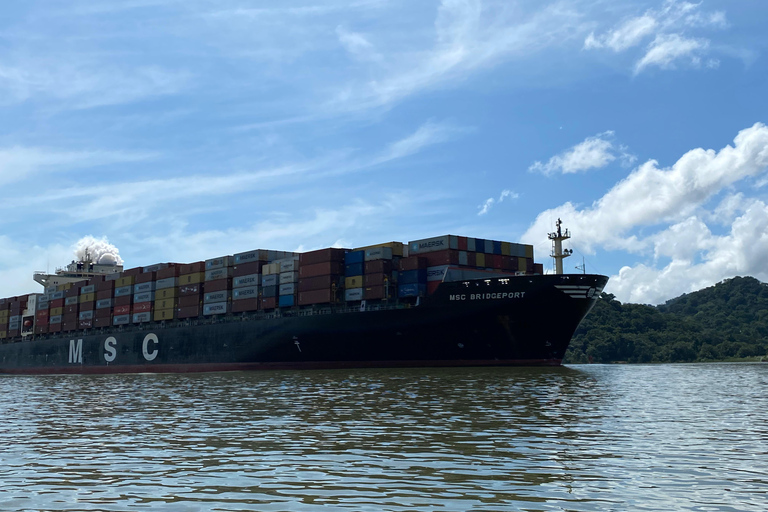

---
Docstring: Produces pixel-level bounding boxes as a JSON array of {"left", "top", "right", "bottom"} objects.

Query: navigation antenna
[
  {"left": 576, "top": 256, "right": 586, "bottom": 275},
  {"left": 548, "top": 218, "right": 573, "bottom": 275}
]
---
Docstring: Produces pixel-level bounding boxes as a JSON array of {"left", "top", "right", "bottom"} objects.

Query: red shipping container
[
  {"left": 204, "top": 279, "right": 232, "bottom": 292},
  {"left": 136, "top": 272, "right": 155, "bottom": 284},
  {"left": 36, "top": 310, "right": 50, "bottom": 320},
  {"left": 526, "top": 258, "right": 534, "bottom": 273},
  {"left": 178, "top": 295, "right": 202, "bottom": 308},
  {"left": 423, "top": 250, "right": 460, "bottom": 267},
  {"left": 457, "top": 236, "right": 468, "bottom": 251},
  {"left": 178, "top": 284, "right": 202, "bottom": 296},
  {"left": 177, "top": 305, "right": 201, "bottom": 319},
  {"left": 501, "top": 256, "right": 517, "bottom": 271},
  {"left": 299, "top": 248, "right": 347, "bottom": 266},
  {"left": 95, "top": 289, "right": 112, "bottom": 300},
  {"left": 156, "top": 265, "right": 180, "bottom": 280},
  {"left": 62, "top": 322, "right": 77, "bottom": 332},
  {"left": 89, "top": 275, "right": 105, "bottom": 283},
  {"left": 65, "top": 286, "right": 81, "bottom": 298},
  {"left": 114, "top": 295, "right": 132, "bottom": 307},
  {"left": 80, "top": 301, "right": 94, "bottom": 312},
  {"left": 178, "top": 262, "right": 204, "bottom": 274},
  {"left": 232, "top": 298, "right": 259, "bottom": 313},
  {"left": 298, "top": 275, "right": 336, "bottom": 292},
  {"left": 79, "top": 319, "right": 93, "bottom": 329},
  {"left": 133, "top": 302, "right": 153, "bottom": 314},
  {"left": 364, "top": 274, "right": 391, "bottom": 287},
  {"left": 114, "top": 305, "right": 131, "bottom": 315},
  {"left": 97, "top": 280, "right": 115, "bottom": 292},
  {"left": 363, "top": 285, "right": 387, "bottom": 300},
  {"left": 35, "top": 325, "right": 49, "bottom": 334},
  {"left": 94, "top": 316, "right": 112, "bottom": 328},
  {"left": 261, "top": 297, "right": 277, "bottom": 309},
  {"left": 122, "top": 267, "right": 143, "bottom": 277},
  {"left": 96, "top": 308, "right": 112, "bottom": 319},
  {"left": 399, "top": 257, "right": 428, "bottom": 271},
  {"left": 297, "top": 289, "right": 333, "bottom": 305},
  {"left": 65, "top": 304, "right": 79, "bottom": 315},
  {"left": 533, "top": 263, "right": 543, "bottom": 275},
  {"left": 299, "top": 262, "right": 344, "bottom": 278},
  {"left": 8, "top": 329, "right": 20, "bottom": 337},
  {"left": 49, "top": 323, "right": 62, "bottom": 333},
  {"left": 364, "top": 260, "right": 393, "bottom": 274},
  {"left": 427, "top": 281, "right": 441, "bottom": 295},
  {"left": 233, "top": 261, "right": 263, "bottom": 277},
  {"left": 467, "top": 252, "right": 477, "bottom": 267},
  {"left": 491, "top": 254, "right": 503, "bottom": 269}
]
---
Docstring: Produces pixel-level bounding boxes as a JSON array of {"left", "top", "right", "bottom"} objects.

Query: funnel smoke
[{"left": 74, "top": 236, "right": 124, "bottom": 266}]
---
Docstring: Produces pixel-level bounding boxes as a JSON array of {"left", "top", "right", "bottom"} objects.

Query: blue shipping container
[
  {"left": 398, "top": 283, "right": 427, "bottom": 298},
  {"left": 345, "top": 262, "right": 364, "bottom": 276},
  {"left": 475, "top": 238, "right": 485, "bottom": 253},
  {"left": 278, "top": 295, "right": 295, "bottom": 307},
  {"left": 344, "top": 250, "right": 365, "bottom": 265},
  {"left": 493, "top": 240, "right": 502, "bottom": 255},
  {"left": 399, "top": 269, "right": 427, "bottom": 284}
]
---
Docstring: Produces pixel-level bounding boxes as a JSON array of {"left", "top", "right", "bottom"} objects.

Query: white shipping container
[
  {"left": 408, "top": 235, "right": 458, "bottom": 254},
  {"left": 279, "top": 271, "right": 298, "bottom": 285},
  {"left": 143, "top": 263, "right": 168, "bottom": 273},
  {"left": 49, "top": 315, "right": 63, "bottom": 324},
  {"left": 205, "top": 256, "right": 233, "bottom": 271},
  {"left": 80, "top": 285, "right": 96, "bottom": 294},
  {"left": 114, "top": 286, "right": 132, "bottom": 297},
  {"left": 155, "top": 277, "right": 178, "bottom": 290},
  {"left": 49, "top": 291, "right": 65, "bottom": 300},
  {"left": 233, "top": 286, "right": 258, "bottom": 300},
  {"left": 203, "top": 302, "right": 229, "bottom": 315},
  {"left": 279, "top": 283, "right": 295, "bottom": 295},
  {"left": 364, "top": 247, "right": 393, "bottom": 261},
  {"left": 262, "top": 263, "right": 280, "bottom": 275},
  {"left": 79, "top": 310, "right": 94, "bottom": 320},
  {"left": 204, "top": 290, "right": 230, "bottom": 303},
  {"left": 65, "top": 297, "right": 79, "bottom": 306},
  {"left": 134, "top": 291, "right": 155, "bottom": 303},
  {"left": 132, "top": 312, "right": 152, "bottom": 323},
  {"left": 345, "top": 288, "right": 363, "bottom": 301},
  {"left": 205, "top": 268, "right": 233, "bottom": 281},
  {"left": 233, "top": 273, "right": 260, "bottom": 288},
  {"left": 262, "top": 274, "right": 278, "bottom": 287},
  {"left": 426, "top": 265, "right": 450, "bottom": 282},
  {"left": 277, "top": 257, "right": 299, "bottom": 273},
  {"left": 105, "top": 273, "right": 121, "bottom": 282},
  {"left": 134, "top": 282, "right": 156, "bottom": 293},
  {"left": 113, "top": 314, "right": 130, "bottom": 325},
  {"left": 96, "top": 299, "right": 113, "bottom": 309}
]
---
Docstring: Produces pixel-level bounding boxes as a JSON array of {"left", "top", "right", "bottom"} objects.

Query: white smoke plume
[{"left": 74, "top": 236, "right": 124, "bottom": 266}]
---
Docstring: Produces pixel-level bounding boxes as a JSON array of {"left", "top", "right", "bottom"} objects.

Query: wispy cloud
[
  {"left": 529, "top": 131, "right": 633, "bottom": 175},
  {"left": 478, "top": 189, "right": 518, "bottom": 216}
]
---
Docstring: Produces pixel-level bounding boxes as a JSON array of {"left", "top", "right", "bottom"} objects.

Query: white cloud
[
  {"left": 336, "top": 26, "right": 380, "bottom": 62},
  {"left": 584, "top": 0, "right": 728, "bottom": 74},
  {"left": 522, "top": 123, "right": 768, "bottom": 304},
  {"left": 529, "top": 131, "right": 623, "bottom": 175},
  {"left": 634, "top": 34, "right": 708, "bottom": 74},
  {"left": 478, "top": 188, "right": 518, "bottom": 216}
]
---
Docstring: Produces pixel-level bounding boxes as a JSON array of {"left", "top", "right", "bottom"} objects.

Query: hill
[{"left": 564, "top": 276, "right": 768, "bottom": 363}]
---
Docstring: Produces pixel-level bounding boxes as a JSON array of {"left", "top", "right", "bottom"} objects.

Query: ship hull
[{"left": 0, "top": 274, "right": 607, "bottom": 374}]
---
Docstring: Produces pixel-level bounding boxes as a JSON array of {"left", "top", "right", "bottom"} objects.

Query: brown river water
[{"left": 1, "top": 363, "right": 766, "bottom": 511}]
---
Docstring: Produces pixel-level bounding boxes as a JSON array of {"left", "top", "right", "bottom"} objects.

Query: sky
[{"left": 0, "top": 0, "right": 767, "bottom": 305}]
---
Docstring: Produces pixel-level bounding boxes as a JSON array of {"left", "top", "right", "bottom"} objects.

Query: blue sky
[{"left": 1, "top": 0, "right": 766, "bottom": 304}]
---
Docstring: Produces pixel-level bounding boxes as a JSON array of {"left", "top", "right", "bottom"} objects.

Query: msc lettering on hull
[
  {"left": 448, "top": 292, "right": 526, "bottom": 301},
  {"left": 96, "top": 333, "right": 160, "bottom": 364}
]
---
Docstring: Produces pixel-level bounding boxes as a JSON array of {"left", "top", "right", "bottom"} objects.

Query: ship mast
[{"left": 548, "top": 218, "right": 573, "bottom": 275}]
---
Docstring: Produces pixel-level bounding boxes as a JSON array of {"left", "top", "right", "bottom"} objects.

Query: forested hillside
[{"left": 564, "top": 276, "right": 768, "bottom": 363}]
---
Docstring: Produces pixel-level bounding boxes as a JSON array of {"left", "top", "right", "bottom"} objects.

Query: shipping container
[
  {"left": 262, "top": 285, "right": 277, "bottom": 298},
  {"left": 178, "top": 262, "right": 204, "bottom": 275},
  {"left": 133, "top": 302, "right": 153, "bottom": 314},
  {"left": 298, "top": 275, "right": 337, "bottom": 292},
  {"left": 95, "top": 308, "right": 111, "bottom": 319},
  {"left": 279, "top": 283, "right": 295, "bottom": 296},
  {"left": 49, "top": 315, "right": 63, "bottom": 324},
  {"left": 399, "top": 269, "right": 427, "bottom": 284},
  {"left": 277, "top": 258, "right": 298, "bottom": 273},
  {"left": 134, "top": 291, "right": 155, "bottom": 303},
  {"left": 344, "top": 250, "right": 364, "bottom": 265},
  {"left": 114, "top": 295, "right": 132, "bottom": 307},
  {"left": 299, "top": 248, "right": 346, "bottom": 266},
  {"left": 155, "top": 277, "right": 178, "bottom": 290},
  {"left": 143, "top": 263, "right": 169, "bottom": 274},
  {"left": 279, "top": 271, "right": 298, "bottom": 284},
  {"left": 113, "top": 314, "right": 130, "bottom": 326},
  {"left": 156, "top": 288, "right": 178, "bottom": 300},
  {"left": 205, "top": 279, "right": 232, "bottom": 293},
  {"left": 278, "top": 295, "right": 295, "bottom": 307},
  {"left": 95, "top": 289, "right": 112, "bottom": 300},
  {"left": 398, "top": 283, "right": 426, "bottom": 298},
  {"left": 177, "top": 305, "right": 201, "bottom": 319},
  {"left": 178, "top": 272, "right": 204, "bottom": 285},
  {"left": 344, "top": 288, "right": 363, "bottom": 301},
  {"left": 345, "top": 263, "right": 364, "bottom": 276},
  {"left": 80, "top": 284, "right": 96, "bottom": 294},
  {"left": 298, "top": 289, "right": 334, "bottom": 306},
  {"left": 114, "top": 305, "right": 131, "bottom": 316},
  {"left": 178, "top": 295, "right": 201, "bottom": 308},
  {"left": 95, "top": 299, "right": 113, "bottom": 310},
  {"left": 423, "top": 250, "right": 461, "bottom": 267},
  {"left": 156, "top": 265, "right": 180, "bottom": 280},
  {"left": 363, "top": 285, "right": 387, "bottom": 300},
  {"left": 94, "top": 316, "right": 112, "bottom": 328},
  {"left": 426, "top": 266, "right": 450, "bottom": 282},
  {"left": 363, "top": 274, "right": 391, "bottom": 287},
  {"left": 50, "top": 307, "right": 64, "bottom": 317},
  {"left": 203, "top": 302, "right": 229, "bottom": 315},
  {"left": 262, "top": 274, "right": 278, "bottom": 287},
  {"left": 232, "top": 298, "right": 259, "bottom": 313},
  {"left": 399, "top": 257, "right": 428, "bottom": 271},
  {"left": 204, "top": 291, "right": 230, "bottom": 303},
  {"left": 116, "top": 276, "right": 135, "bottom": 287},
  {"left": 205, "top": 267, "right": 232, "bottom": 281},
  {"left": 233, "top": 274, "right": 260, "bottom": 288},
  {"left": 134, "top": 282, "right": 155, "bottom": 293},
  {"left": 300, "top": 261, "right": 344, "bottom": 279},
  {"left": 205, "top": 256, "right": 233, "bottom": 271},
  {"left": 407, "top": 235, "right": 458, "bottom": 254},
  {"left": 353, "top": 241, "right": 404, "bottom": 257},
  {"left": 114, "top": 286, "right": 132, "bottom": 297},
  {"left": 178, "top": 284, "right": 202, "bottom": 296},
  {"left": 79, "top": 310, "right": 94, "bottom": 320},
  {"left": 477, "top": 253, "right": 486, "bottom": 268},
  {"left": 344, "top": 276, "right": 363, "bottom": 289},
  {"left": 132, "top": 312, "right": 152, "bottom": 324},
  {"left": 154, "top": 308, "right": 176, "bottom": 322},
  {"left": 233, "top": 286, "right": 259, "bottom": 300},
  {"left": 261, "top": 297, "right": 277, "bottom": 310},
  {"left": 233, "top": 261, "right": 263, "bottom": 277},
  {"left": 64, "top": 296, "right": 79, "bottom": 306},
  {"left": 155, "top": 298, "right": 176, "bottom": 310},
  {"left": 262, "top": 263, "right": 280, "bottom": 275},
  {"left": 364, "top": 247, "right": 393, "bottom": 261}
]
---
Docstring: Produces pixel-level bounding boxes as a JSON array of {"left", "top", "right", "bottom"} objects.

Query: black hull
[{"left": 0, "top": 274, "right": 608, "bottom": 374}]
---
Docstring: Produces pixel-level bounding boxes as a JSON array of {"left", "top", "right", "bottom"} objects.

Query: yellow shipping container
[
  {"left": 116, "top": 276, "right": 135, "bottom": 287},
  {"left": 57, "top": 283, "right": 73, "bottom": 291},
  {"left": 345, "top": 276, "right": 363, "bottom": 289},
  {"left": 156, "top": 288, "right": 178, "bottom": 299},
  {"left": 178, "top": 272, "right": 204, "bottom": 285},
  {"left": 501, "top": 242, "right": 511, "bottom": 256},
  {"left": 79, "top": 293, "right": 95, "bottom": 303},
  {"left": 518, "top": 257, "right": 528, "bottom": 272},
  {"left": 476, "top": 253, "right": 486, "bottom": 267},
  {"left": 154, "top": 308, "right": 176, "bottom": 322},
  {"left": 0, "top": 330, "right": 6, "bottom": 339},
  {"left": 156, "top": 298, "right": 177, "bottom": 310},
  {"left": 524, "top": 245, "right": 534, "bottom": 259},
  {"left": 0, "top": 311, "right": 8, "bottom": 320},
  {"left": 263, "top": 263, "right": 280, "bottom": 275},
  {"left": 353, "top": 241, "right": 405, "bottom": 257},
  {"left": 50, "top": 307, "right": 64, "bottom": 316}
]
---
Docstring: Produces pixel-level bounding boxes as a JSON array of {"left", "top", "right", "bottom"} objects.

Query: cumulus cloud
[
  {"left": 74, "top": 236, "right": 124, "bottom": 266},
  {"left": 522, "top": 122, "right": 768, "bottom": 304},
  {"left": 584, "top": 0, "right": 727, "bottom": 74},
  {"left": 529, "top": 131, "right": 632, "bottom": 175},
  {"left": 478, "top": 189, "right": 518, "bottom": 216}
]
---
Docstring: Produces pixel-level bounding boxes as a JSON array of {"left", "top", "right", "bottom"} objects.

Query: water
[{"left": 1, "top": 364, "right": 766, "bottom": 512}]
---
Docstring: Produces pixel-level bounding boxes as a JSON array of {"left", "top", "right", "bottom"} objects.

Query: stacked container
[
  {"left": 0, "top": 298, "right": 9, "bottom": 339},
  {"left": 397, "top": 256, "right": 428, "bottom": 298},
  {"left": 343, "top": 250, "right": 364, "bottom": 302},
  {"left": 177, "top": 262, "right": 205, "bottom": 319},
  {"left": 204, "top": 256, "right": 233, "bottom": 316},
  {"left": 298, "top": 248, "right": 347, "bottom": 305},
  {"left": 114, "top": 267, "right": 141, "bottom": 326},
  {"left": 63, "top": 283, "right": 81, "bottom": 332},
  {"left": 277, "top": 256, "right": 299, "bottom": 307},
  {"left": 362, "top": 246, "right": 397, "bottom": 300},
  {"left": 232, "top": 250, "right": 264, "bottom": 313},
  {"left": 78, "top": 282, "right": 97, "bottom": 329},
  {"left": 95, "top": 277, "right": 115, "bottom": 328},
  {"left": 154, "top": 265, "right": 179, "bottom": 321}
]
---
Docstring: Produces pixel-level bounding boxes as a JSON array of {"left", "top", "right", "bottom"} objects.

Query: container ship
[{"left": 0, "top": 221, "right": 607, "bottom": 374}]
